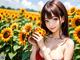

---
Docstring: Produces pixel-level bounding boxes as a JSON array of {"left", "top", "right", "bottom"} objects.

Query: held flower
[{"left": 34, "top": 27, "right": 46, "bottom": 37}]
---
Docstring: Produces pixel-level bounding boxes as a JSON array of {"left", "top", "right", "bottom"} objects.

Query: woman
[{"left": 28, "top": 0, "right": 74, "bottom": 60}]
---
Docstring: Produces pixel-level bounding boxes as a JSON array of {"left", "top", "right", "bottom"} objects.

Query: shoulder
[{"left": 65, "top": 37, "right": 74, "bottom": 48}]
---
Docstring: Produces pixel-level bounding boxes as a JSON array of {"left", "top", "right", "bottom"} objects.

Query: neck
[{"left": 52, "top": 29, "right": 63, "bottom": 39}]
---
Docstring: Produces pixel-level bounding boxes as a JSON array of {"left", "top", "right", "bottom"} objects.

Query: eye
[
  {"left": 45, "top": 20, "right": 49, "bottom": 22},
  {"left": 45, "top": 18, "right": 49, "bottom": 22},
  {"left": 53, "top": 17, "right": 58, "bottom": 20}
]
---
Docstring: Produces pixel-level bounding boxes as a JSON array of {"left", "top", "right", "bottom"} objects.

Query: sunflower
[
  {"left": 1, "top": 28, "right": 13, "bottom": 42},
  {"left": 13, "top": 14, "right": 18, "bottom": 20},
  {"left": 0, "top": 14, "right": 3, "bottom": 20},
  {"left": 2, "top": 13, "right": 6, "bottom": 18},
  {"left": 24, "top": 13, "right": 28, "bottom": 19},
  {"left": 28, "top": 15, "right": 33, "bottom": 20},
  {"left": 68, "top": 7, "right": 76, "bottom": 16},
  {"left": 76, "top": 9, "right": 80, "bottom": 15},
  {"left": 22, "top": 23, "right": 33, "bottom": 33},
  {"left": 73, "top": 26, "right": 80, "bottom": 43},
  {"left": 10, "top": 23, "right": 18, "bottom": 30},
  {"left": 19, "top": 8, "right": 26, "bottom": 14},
  {"left": 34, "top": 27, "right": 46, "bottom": 37},
  {"left": 71, "top": 15, "right": 80, "bottom": 28},
  {"left": 0, "top": 12, "right": 4, "bottom": 15},
  {"left": 0, "top": 33, "right": 2, "bottom": 38},
  {"left": 18, "top": 31, "right": 28, "bottom": 45},
  {"left": 33, "top": 17, "right": 37, "bottom": 21},
  {"left": 35, "top": 20, "right": 41, "bottom": 26},
  {"left": 68, "top": 17, "right": 73, "bottom": 27},
  {"left": 6, "top": 17, "right": 12, "bottom": 23}
]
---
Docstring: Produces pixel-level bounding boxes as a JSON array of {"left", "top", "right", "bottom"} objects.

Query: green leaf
[
  {"left": 8, "top": 52, "right": 17, "bottom": 59},
  {"left": 23, "top": 43, "right": 28, "bottom": 50},
  {"left": 75, "top": 44, "right": 80, "bottom": 50},
  {"left": 68, "top": 27, "right": 74, "bottom": 32},
  {"left": 22, "top": 51, "right": 31, "bottom": 60},
  {"left": 68, "top": 16, "right": 73, "bottom": 18},
  {"left": 14, "top": 29, "right": 20, "bottom": 33},
  {"left": 76, "top": 55, "right": 80, "bottom": 59},
  {"left": 0, "top": 52, "right": 6, "bottom": 56},
  {"left": 13, "top": 36, "right": 18, "bottom": 41},
  {"left": 13, "top": 45, "right": 21, "bottom": 51},
  {"left": 0, "top": 52, "right": 6, "bottom": 60},
  {"left": 69, "top": 30, "right": 74, "bottom": 34}
]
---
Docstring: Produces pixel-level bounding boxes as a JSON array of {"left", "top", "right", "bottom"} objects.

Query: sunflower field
[
  {"left": 68, "top": 7, "right": 80, "bottom": 60},
  {"left": 0, "top": 8, "right": 41, "bottom": 60},
  {"left": 0, "top": 6, "right": 80, "bottom": 60}
]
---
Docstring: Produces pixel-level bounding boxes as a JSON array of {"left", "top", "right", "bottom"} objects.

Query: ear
[{"left": 60, "top": 16, "right": 64, "bottom": 24}]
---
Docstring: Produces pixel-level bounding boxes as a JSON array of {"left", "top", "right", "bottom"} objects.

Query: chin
[{"left": 50, "top": 28, "right": 58, "bottom": 33}]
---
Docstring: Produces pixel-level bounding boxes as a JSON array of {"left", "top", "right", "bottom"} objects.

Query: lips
[{"left": 50, "top": 27, "right": 56, "bottom": 29}]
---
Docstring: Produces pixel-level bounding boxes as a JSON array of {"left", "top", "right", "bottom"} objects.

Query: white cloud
[
  {"left": 77, "top": 0, "right": 80, "bottom": 2},
  {"left": 38, "top": 1, "right": 44, "bottom": 11},
  {"left": 64, "top": 2, "right": 73, "bottom": 10},
  {"left": 21, "top": 0, "right": 32, "bottom": 8},
  {"left": 0, "top": 0, "right": 44, "bottom": 11},
  {"left": 13, "top": 0, "right": 20, "bottom": 3},
  {"left": 21, "top": 0, "right": 40, "bottom": 11}
]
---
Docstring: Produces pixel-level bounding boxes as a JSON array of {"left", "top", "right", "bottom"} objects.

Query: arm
[
  {"left": 64, "top": 38, "right": 74, "bottom": 60},
  {"left": 30, "top": 46, "right": 38, "bottom": 60}
]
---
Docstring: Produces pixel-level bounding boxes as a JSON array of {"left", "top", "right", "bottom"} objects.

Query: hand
[
  {"left": 28, "top": 36, "right": 38, "bottom": 47},
  {"left": 31, "top": 32, "right": 44, "bottom": 48}
]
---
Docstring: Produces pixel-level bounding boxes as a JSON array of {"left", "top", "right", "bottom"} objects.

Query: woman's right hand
[{"left": 28, "top": 36, "right": 38, "bottom": 47}]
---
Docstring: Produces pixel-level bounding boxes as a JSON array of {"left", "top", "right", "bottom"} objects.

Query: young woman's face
[{"left": 45, "top": 14, "right": 64, "bottom": 33}]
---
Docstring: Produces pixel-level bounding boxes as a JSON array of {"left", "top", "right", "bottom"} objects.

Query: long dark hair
[{"left": 41, "top": 0, "right": 69, "bottom": 37}]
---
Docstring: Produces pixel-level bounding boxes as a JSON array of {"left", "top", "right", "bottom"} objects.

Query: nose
[{"left": 49, "top": 22, "right": 54, "bottom": 27}]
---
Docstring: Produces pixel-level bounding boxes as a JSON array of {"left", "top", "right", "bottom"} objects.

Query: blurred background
[{"left": 0, "top": 0, "right": 80, "bottom": 60}]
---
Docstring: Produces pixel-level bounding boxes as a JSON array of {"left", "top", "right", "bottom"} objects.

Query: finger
[
  {"left": 28, "top": 37, "right": 37, "bottom": 44},
  {"left": 32, "top": 33, "right": 39, "bottom": 39},
  {"left": 33, "top": 32, "right": 40, "bottom": 37},
  {"left": 28, "top": 36, "right": 32, "bottom": 41},
  {"left": 32, "top": 33, "right": 43, "bottom": 41},
  {"left": 34, "top": 32, "right": 42, "bottom": 38},
  {"left": 32, "top": 36, "right": 38, "bottom": 41},
  {"left": 32, "top": 36, "right": 41, "bottom": 42}
]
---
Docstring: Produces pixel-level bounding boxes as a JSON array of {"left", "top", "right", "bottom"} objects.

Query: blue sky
[{"left": 0, "top": 0, "right": 80, "bottom": 11}]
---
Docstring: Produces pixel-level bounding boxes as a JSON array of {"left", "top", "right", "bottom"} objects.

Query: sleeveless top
[
  {"left": 36, "top": 49, "right": 64, "bottom": 60},
  {"left": 36, "top": 38, "right": 69, "bottom": 60}
]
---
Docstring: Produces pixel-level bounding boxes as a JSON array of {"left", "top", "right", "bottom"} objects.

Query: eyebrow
[{"left": 45, "top": 16, "right": 57, "bottom": 20}]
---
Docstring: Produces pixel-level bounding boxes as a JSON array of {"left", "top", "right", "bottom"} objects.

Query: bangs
[{"left": 44, "top": 3, "right": 61, "bottom": 19}]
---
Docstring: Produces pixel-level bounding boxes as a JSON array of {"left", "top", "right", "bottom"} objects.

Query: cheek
[
  {"left": 45, "top": 23, "right": 49, "bottom": 28},
  {"left": 56, "top": 21, "right": 61, "bottom": 28},
  {"left": 53, "top": 21, "right": 60, "bottom": 30}
]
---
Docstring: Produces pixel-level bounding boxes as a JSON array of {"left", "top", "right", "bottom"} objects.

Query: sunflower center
[
  {"left": 0, "top": 17, "right": 1, "bottom": 20},
  {"left": 75, "top": 19, "right": 80, "bottom": 26},
  {"left": 22, "top": 10, "right": 24, "bottom": 13},
  {"left": 22, "top": 34, "right": 26, "bottom": 40},
  {"left": 8, "top": 18, "right": 11, "bottom": 20},
  {"left": 12, "top": 26, "right": 17, "bottom": 30},
  {"left": 3, "top": 31, "right": 10, "bottom": 38},
  {"left": 29, "top": 17, "right": 32, "bottom": 20},
  {"left": 71, "top": 9, "right": 75, "bottom": 13},
  {"left": 26, "top": 27, "right": 31, "bottom": 32},
  {"left": 77, "top": 31, "right": 80, "bottom": 38}
]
